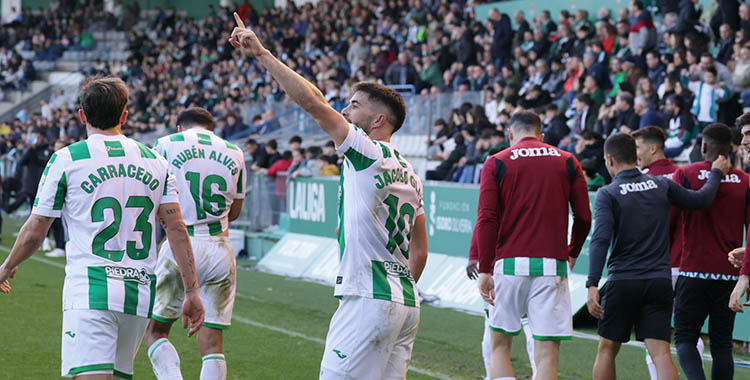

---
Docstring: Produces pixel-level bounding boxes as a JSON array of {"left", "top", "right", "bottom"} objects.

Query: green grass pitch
[{"left": 1, "top": 218, "right": 749, "bottom": 379}]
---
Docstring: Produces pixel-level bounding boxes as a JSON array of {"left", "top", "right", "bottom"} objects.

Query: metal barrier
[
  {"left": 233, "top": 170, "right": 290, "bottom": 232},
  {"left": 230, "top": 91, "right": 485, "bottom": 143}
]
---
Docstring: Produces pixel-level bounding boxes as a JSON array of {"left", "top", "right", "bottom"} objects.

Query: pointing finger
[{"left": 233, "top": 12, "right": 245, "bottom": 29}]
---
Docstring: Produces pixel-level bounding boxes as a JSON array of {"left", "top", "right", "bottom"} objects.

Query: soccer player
[
  {"left": 587, "top": 132, "right": 728, "bottom": 380},
  {"left": 0, "top": 75, "right": 204, "bottom": 379},
  {"left": 632, "top": 126, "right": 705, "bottom": 379},
  {"left": 673, "top": 123, "right": 747, "bottom": 380},
  {"left": 467, "top": 231, "right": 536, "bottom": 380},
  {"left": 144, "top": 107, "right": 246, "bottom": 380},
  {"left": 230, "top": 14, "right": 428, "bottom": 380},
  {"left": 476, "top": 111, "right": 592, "bottom": 380}
]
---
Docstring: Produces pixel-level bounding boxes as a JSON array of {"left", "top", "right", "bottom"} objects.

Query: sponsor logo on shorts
[
  {"left": 332, "top": 349, "right": 347, "bottom": 359},
  {"left": 64, "top": 331, "right": 76, "bottom": 338},
  {"left": 383, "top": 261, "right": 412, "bottom": 278},
  {"left": 105, "top": 266, "right": 152, "bottom": 285},
  {"left": 336, "top": 276, "right": 343, "bottom": 284}
]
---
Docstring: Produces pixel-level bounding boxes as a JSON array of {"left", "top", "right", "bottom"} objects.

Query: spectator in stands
[
  {"left": 695, "top": 52, "right": 734, "bottom": 91},
  {"left": 318, "top": 155, "right": 340, "bottom": 176},
  {"left": 513, "top": 11, "right": 531, "bottom": 49},
  {"left": 427, "top": 118, "right": 450, "bottom": 160},
  {"left": 584, "top": 74, "right": 606, "bottom": 109},
  {"left": 688, "top": 66, "right": 730, "bottom": 129},
  {"left": 264, "top": 150, "right": 292, "bottom": 177},
  {"left": 575, "top": 130, "right": 608, "bottom": 181},
  {"left": 426, "top": 133, "right": 466, "bottom": 180},
  {"left": 663, "top": 94, "right": 696, "bottom": 158},
  {"left": 598, "top": 92, "right": 641, "bottom": 135},
  {"left": 543, "top": 104, "right": 569, "bottom": 147},
  {"left": 581, "top": 158, "right": 605, "bottom": 191},
  {"left": 565, "top": 93, "right": 599, "bottom": 147},
  {"left": 646, "top": 51, "right": 667, "bottom": 88},
  {"left": 635, "top": 95, "right": 665, "bottom": 129},
  {"left": 628, "top": 0, "right": 658, "bottom": 56},
  {"left": 384, "top": 51, "right": 419, "bottom": 86},
  {"left": 717, "top": 24, "right": 735, "bottom": 65},
  {"left": 5, "top": 131, "right": 51, "bottom": 214},
  {"left": 732, "top": 45, "right": 750, "bottom": 110},
  {"left": 636, "top": 77, "right": 660, "bottom": 110},
  {"left": 289, "top": 135, "right": 302, "bottom": 151}
]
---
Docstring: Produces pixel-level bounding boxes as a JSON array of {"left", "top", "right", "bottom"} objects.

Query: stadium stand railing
[{"left": 232, "top": 171, "right": 289, "bottom": 233}]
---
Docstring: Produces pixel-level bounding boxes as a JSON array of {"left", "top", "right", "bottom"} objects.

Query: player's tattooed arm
[
  {"left": 158, "top": 203, "right": 199, "bottom": 292},
  {"left": 158, "top": 207, "right": 177, "bottom": 229},
  {"left": 0, "top": 214, "right": 55, "bottom": 287}
]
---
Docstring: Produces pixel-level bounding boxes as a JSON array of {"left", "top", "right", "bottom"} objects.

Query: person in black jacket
[
  {"left": 5, "top": 132, "right": 52, "bottom": 214},
  {"left": 426, "top": 133, "right": 467, "bottom": 180},
  {"left": 586, "top": 132, "right": 729, "bottom": 380},
  {"left": 542, "top": 104, "right": 570, "bottom": 147},
  {"left": 456, "top": 25, "right": 477, "bottom": 66},
  {"left": 675, "top": 0, "right": 702, "bottom": 34},
  {"left": 384, "top": 52, "right": 419, "bottom": 86},
  {"left": 488, "top": 8, "right": 513, "bottom": 69}
]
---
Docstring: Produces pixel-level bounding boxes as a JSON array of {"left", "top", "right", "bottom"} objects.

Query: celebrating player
[
  {"left": 476, "top": 111, "right": 592, "bottom": 380},
  {"left": 587, "top": 132, "right": 728, "bottom": 380},
  {"left": 144, "top": 107, "right": 246, "bottom": 380},
  {"left": 0, "top": 75, "right": 204, "bottom": 379},
  {"left": 229, "top": 13, "right": 428, "bottom": 380},
  {"left": 672, "top": 123, "right": 748, "bottom": 380}
]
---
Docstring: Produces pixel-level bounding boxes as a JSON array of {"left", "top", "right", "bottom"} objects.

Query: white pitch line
[
  {"left": 0, "top": 246, "right": 65, "bottom": 268},
  {"left": 3, "top": 246, "right": 456, "bottom": 379},
  {"left": 231, "top": 314, "right": 457, "bottom": 380},
  {"left": 10, "top": 246, "right": 750, "bottom": 371}
]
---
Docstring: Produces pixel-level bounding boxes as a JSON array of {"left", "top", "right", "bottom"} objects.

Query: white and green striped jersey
[
  {"left": 153, "top": 129, "right": 246, "bottom": 237},
  {"left": 32, "top": 134, "right": 179, "bottom": 318},
  {"left": 335, "top": 124, "right": 425, "bottom": 307}
]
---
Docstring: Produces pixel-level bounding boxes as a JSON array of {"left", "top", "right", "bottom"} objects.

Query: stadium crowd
[{"left": 3, "top": 0, "right": 750, "bottom": 188}]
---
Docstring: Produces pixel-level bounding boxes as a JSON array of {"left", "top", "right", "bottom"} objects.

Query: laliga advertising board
[{"left": 258, "top": 176, "right": 750, "bottom": 341}]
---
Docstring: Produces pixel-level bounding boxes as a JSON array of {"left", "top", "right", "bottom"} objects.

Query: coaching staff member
[
  {"left": 586, "top": 132, "right": 729, "bottom": 380},
  {"left": 673, "top": 123, "right": 747, "bottom": 380}
]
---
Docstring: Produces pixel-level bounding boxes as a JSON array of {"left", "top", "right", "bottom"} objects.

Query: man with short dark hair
[
  {"left": 730, "top": 113, "right": 750, "bottom": 314},
  {"left": 0, "top": 75, "right": 204, "bottom": 379},
  {"left": 632, "top": 126, "right": 705, "bottom": 380},
  {"left": 587, "top": 132, "right": 728, "bottom": 380},
  {"left": 231, "top": 15, "right": 428, "bottom": 379},
  {"left": 673, "top": 123, "right": 748, "bottom": 380},
  {"left": 477, "top": 111, "right": 592, "bottom": 380},
  {"left": 147, "top": 107, "right": 246, "bottom": 380}
]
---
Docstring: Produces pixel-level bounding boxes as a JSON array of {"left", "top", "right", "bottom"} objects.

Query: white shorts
[
  {"left": 490, "top": 274, "right": 572, "bottom": 340},
  {"left": 671, "top": 267, "right": 679, "bottom": 289},
  {"left": 152, "top": 235, "right": 236, "bottom": 329},
  {"left": 61, "top": 309, "right": 148, "bottom": 379},
  {"left": 319, "top": 296, "right": 420, "bottom": 380}
]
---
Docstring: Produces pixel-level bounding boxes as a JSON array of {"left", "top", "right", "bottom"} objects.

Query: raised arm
[{"left": 229, "top": 13, "right": 349, "bottom": 146}]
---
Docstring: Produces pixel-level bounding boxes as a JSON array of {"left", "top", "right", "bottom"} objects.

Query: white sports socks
[
  {"left": 148, "top": 338, "right": 183, "bottom": 380},
  {"left": 201, "top": 353, "right": 227, "bottom": 380}
]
